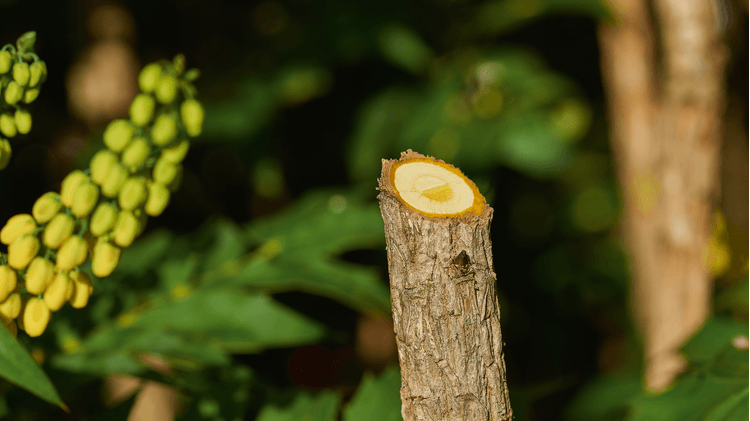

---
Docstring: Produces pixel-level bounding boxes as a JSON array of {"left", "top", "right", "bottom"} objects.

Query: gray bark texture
[{"left": 377, "top": 151, "right": 512, "bottom": 421}]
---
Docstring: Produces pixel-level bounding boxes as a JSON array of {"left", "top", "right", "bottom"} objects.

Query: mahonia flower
[{"left": 0, "top": 53, "right": 203, "bottom": 338}]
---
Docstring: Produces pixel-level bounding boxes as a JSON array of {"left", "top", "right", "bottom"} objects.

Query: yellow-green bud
[
  {"left": 101, "top": 162, "right": 128, "bottom": 198},
  {"left": 69, "top": 272, "right": 93, "bottom": 309},
  {"left": 92, "top": 240, "right": 121, "bottom": 278},
  {"left": 151, "top": 114, "right": 177, "bottom": 146},
  {"left": 180, "top": 99, "right": 204, "bottom": 137},
  {"left": 161, "top": 139, "right": 190, "bottom": 163},
  {"left": 43, "top": 213, "right": 75, "bottom": 249},
  {"left": 22, "top": 298, "right": 50, "bottom": 337},
  {"left": 134, "top": 208, "right": 147, "bottom": 236},
  {"left": 0, "top": 214, "right": 36, "bottom": 245},
  {"left": 38, "top": 61, "right": 47, "bottom": 83},
  {"left": 90, "top": 203, "right": 118, "bottom": 237},
  {"left": 4, "top": 81, "right": 23, "bottom": 105},
  {"left": 56, "top": 235, "right": 88, "bottom": 271},
  {"left": 12, "top": 62, "right": 30, "bottom": 86},
  {"left": 0, "top": 265, "right": 17, "bottom": 303},
  {"left": 153, "top": 157, "right": 181, "bottom": 186},
  {"left": 139, "top": 63, "right": 162, "bottom": 93},
  {"left": 14, "top": 109, "right": 31, "bottom": 135},
  {"left": 0, "top": 51, "right": 11, "bottom": 73},
  {"left": 113, "top": 211, "right": 139, "bottom": 247},
  {"left": 118, "top": 177, "right": 147, "bottom": 211},
  {"left": 44, "top": 272, "right": 74, "bottom": 312},
  {"left": 60, "top": 170, "right": 89, "bottom": 207},
  {"left": 23, "top": 87, "right": 40, "bottom": 104},
  {"left": 121, "top": 136, "right": 151, "bottom": 172},
  {"left": 0, "top": 113, "right": 16, "bottom": 138},
  {"left": 0, "top": 293, "right": 21, "bottom": 320},
  {"left": 90, "top": 149, "right": 119, "bottom": 185},
  {"left": 145, "top": 182, "right": 170, "bottom": 217},
  {"left": 103, "top": 119, "right": 134, "bottom": 153},
  {"left": 155, "top": 74, "right": 178, "bottom": 104},
  {"left": 28, "top": 62, "right": 43, "bottom": 87},
  {"left": 8, "top": 234, "right": 40, "bottom": 270},
  {"left": 129, "top": 93, "right": 156, "bottom": 126},
  {"left": 25, "top": 257, "right": 55, "bottom": 295},
  {"left": 32, "top": 192, "right": 62, "bottom": 223},
  {"left": 71, "top": 182, "right": 99, "bottom": 217},
  {"left": 0, "top": 138, "right": 11, "bottom": 170}
]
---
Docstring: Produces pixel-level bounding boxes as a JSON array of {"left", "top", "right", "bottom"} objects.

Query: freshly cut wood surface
[{"left": 378, "top": 150, "right": 512, "bottom": 421}]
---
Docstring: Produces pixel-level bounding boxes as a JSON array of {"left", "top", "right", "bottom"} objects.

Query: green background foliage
[{"left": 0, "top": 0, "right": 746, "bottom": 419}]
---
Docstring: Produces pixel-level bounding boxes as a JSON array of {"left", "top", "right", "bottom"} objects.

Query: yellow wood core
[{"left": 390, "top": 157, "right": 485, "bottom": 217}]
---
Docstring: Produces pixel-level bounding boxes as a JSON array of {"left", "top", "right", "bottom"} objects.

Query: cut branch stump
[{"left": 378, "top": 150, "right": 512, "bottom": 421}]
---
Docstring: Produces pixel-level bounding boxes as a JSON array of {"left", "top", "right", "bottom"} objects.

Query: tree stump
[{"left": 378, "top": 150, "right": 512, "bottom": 421}]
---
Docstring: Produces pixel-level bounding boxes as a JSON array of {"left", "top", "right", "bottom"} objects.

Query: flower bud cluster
[
  {"left": 0, "top": 31, "right": 47, "bottom": 170},
  {"left": 0, "top": 54, "right": 202, "bottom": 338}
]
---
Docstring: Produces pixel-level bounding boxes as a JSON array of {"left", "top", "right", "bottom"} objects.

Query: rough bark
[
  {"left": 598, "top": 0, "right": 726, "bottom": 390},
  {"left": 378, "top": 150, "right": 512, "bottom": 421}
]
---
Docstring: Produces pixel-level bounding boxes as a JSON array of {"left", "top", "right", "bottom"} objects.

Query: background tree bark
[{"left": 598, "top": 0, "right": 727, "bottom": 390}]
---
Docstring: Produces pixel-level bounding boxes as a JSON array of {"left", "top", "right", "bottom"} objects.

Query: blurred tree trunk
[{"left": 598, "top": 0, "right": 727, "bottom": 390}]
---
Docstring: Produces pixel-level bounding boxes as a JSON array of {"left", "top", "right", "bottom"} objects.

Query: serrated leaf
[
  {"left": 256, "top": 390, "right": 340, "bottom": 421},
  {"left": 134, "top": 290, "right": 327, "bottom": 352},
  {"left": 343, "top": 366, "right": 403, "bottom": 421},
  {"left": 0, "top": 327, "right": 65, "bottom": 408}
]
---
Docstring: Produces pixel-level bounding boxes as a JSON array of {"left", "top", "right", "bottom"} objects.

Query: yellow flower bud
[
  {"left": 0, "top": 138, "right": 11, "bottom": 170},
  {"left": 60, "top": 170, "right": 89, "bottom": 207},
  {"left": 8, "top": 234, "right": 40, "bottom": 270},
  {"left": 0, "top": 113, "right": 16, "bottom": 138},
  {"left": 32, "top": 192, "right": 61, "bottom": 224},
  {"left": 44, "top": 271, "right": 74, "bottom": 312},
  {"left": 0, "top": 214, "right": 36, "bottom": 245},
  {"left": 139, "top": 63, "right": 162, "bottom": 93},
  {"left": 153, "top": 157, "right": 182, "bottom": 186},
  {"left": 0, "top": 293, "right": 21, "bottom": 320},
  {"left": 25, "top": 257, "right": 54, "bottom": 295},
  {"left": 155, "top": 74, "right": 178, "bottom": 104},
  {"left": 28, "top": 62, "right": 43, "bottom": 87},
  {"left": 101, "top": 162, "right": 128, "bottom": 198},
  {"left": 103, "top": 119, "right": 134, "bottom": 153},
  {"left": 113, "top": 211, "right": 139, "bottom": 247},
  {"left": 70, "top": 182, "right": 99, "bottom": 217},
  {"left": 56, "top": 235, "right": 88, "bottom": 271},
  {"left": 92, "top": 240, "right": 121, "bottom": 278},
  {"left": 90, "top": 149, "right": 119, "bottom": 185},
  {"left": 69, "top": 272, "right": 93, "bottom": 309},
  {"left": 23, "top": 87, "right": 40, "bottom": 104},
  {"left": 22, "top": 298, "right": 50, "bottom": 337},
  {"left": 12, "top": 62, "right": 30, "bottom": 86},
  {"left": 180, "top": 99, "right": 204, "bottom": 137},
  {"left": 145, "top": 182, "right": 170, "bottom": 217},
  {"left": 118, "top": 177, "right": 147, "bottom": 211},
  {"left": 0, "top": 265, "right": 17, "bottom": 303},
  {"left": 90, "top": 203, "right": 118, "bottom": 237},
  {"left": 0, "top": 51, "right": 11, "bottom": 73},
  {"left": 161, "top": 139, "right": 190, "bottom": 163},
  {"left": 121, "top": 137, "right": 151, "bottom": 172},
  {"left": 151, "top": 114, "right": 177, "bottom": 146},
  {"left": 129, "top": 93, "right": 156, "bottom": 126},
  {"left": 43, "top": 213, "right": 75, "bottom": 249},
  {"left": 14, "top": 109, "right": 31, "bottom": 134},
  {"left": 4, "top": 81, "right": 22, "bottom": 105}
]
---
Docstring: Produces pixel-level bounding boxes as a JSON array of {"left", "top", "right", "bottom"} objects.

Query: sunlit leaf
[{"left": 0, "top": 327, "right": 65, "bottom": 408}]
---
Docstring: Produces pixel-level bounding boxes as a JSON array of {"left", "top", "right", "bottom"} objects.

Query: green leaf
[
  {"left": 257, "top": 390, "right": 340, "bottom": 421},
  {"left": 681, "top": 318, "right": 749, "bottom": 367},
  {"left": 377, "top": 25, "right": 434, "bottom": 74},
  {"left": 113, "top": 229, "right": 175, "bottom": 277},
  {"left": 199, "top": 218, "right": 246, "bottom": 273},
  {"left": 343, "top": 366, "right": 403, "bottom": 421},
  {"left": 134, "top": 290, "right": 327, "bottom": 352},
  {"left": 0, "top": 327, "right": 65, "bottom": 408},
  {"left": 564, "top": 371, "right": 641, "bottom": 421}
]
